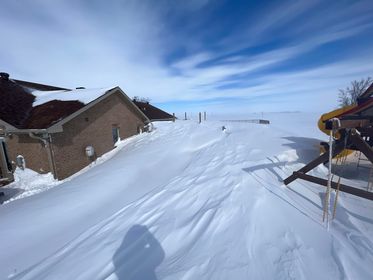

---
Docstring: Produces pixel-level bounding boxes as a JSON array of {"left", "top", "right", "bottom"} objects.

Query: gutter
[
  {"left": 6, "top": 127, "right": 62, "bottom": 134},
  {"left": 28, "top": 132, "right": 58, "bottom": 180},
  {"left": 0, "top": 127, "right": 59, "bottom": 180}
]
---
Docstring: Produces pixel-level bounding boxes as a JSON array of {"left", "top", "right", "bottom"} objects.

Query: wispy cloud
[{"left": 1, "top": 0, "right": 373, "bottom": 114}]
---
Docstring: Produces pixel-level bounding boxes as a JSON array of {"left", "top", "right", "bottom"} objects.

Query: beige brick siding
[
  {"left": 50, "top": 91, "right": 145, "bottom": 179},
  {"left": 4, "top": 90, "right": 145, "bottom": 180},
  {"left": 6, "top": 134, "right": 51, "bottom": 173}
]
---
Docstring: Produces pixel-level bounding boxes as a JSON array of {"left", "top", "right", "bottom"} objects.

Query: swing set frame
[
  {"left": 284, "top": 126, "right": 373, "bottom": 201},
  {"left": 285, "top": 82, "right": 373, "bottom": 201}
]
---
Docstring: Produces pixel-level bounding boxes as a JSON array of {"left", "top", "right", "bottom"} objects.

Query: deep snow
[
  {"left": 32, "top": 87, "right": 113, "bottom": 106},
  {"left": 1, "top": 113, "right": 373, "bottom": 280}
]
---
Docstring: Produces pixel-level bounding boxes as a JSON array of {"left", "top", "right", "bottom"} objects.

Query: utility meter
[{"left": 85, "top": 146, "right": 95, "bottom": 157}]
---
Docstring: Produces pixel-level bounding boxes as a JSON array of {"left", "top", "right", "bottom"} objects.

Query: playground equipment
[{"left": 284, "top": 83, "right": 373, "bottom": 203}]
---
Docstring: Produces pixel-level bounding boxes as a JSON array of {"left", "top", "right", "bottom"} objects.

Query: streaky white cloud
[{"left": 0, "top": 0, "right": 372, "bottom": 114}]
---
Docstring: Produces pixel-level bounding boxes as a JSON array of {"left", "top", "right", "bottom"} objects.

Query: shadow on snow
[{"left": 113, "top": 225, "right": 165, "bottom": 280}]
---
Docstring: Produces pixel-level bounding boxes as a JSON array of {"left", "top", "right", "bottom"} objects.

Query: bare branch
[{"left": 338, "top": 77, "right": 372, "bottom": 107}]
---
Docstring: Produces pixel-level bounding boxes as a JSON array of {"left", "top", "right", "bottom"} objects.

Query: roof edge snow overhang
[{"left": 12, "top": 79, "right": 70, "bottom": 91}]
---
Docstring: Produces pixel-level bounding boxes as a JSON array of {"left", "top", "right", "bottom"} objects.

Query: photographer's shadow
[{"left": 113, "top": 225, "right": 165, "bottom": 280}]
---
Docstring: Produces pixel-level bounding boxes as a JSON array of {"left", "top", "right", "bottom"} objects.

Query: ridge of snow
[
  {"left": 0, "top": 113, "right": 372, "bottom": 279},
  {"left": 1, "top": 136, "right": 136, "bottom": 204}
]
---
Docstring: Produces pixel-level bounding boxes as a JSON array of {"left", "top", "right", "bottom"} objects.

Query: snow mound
[
  {"left": 0, "top": 113, "right": 373, "bottom": 280},
  {"left": 1, "top": 168, "right": 59, "bottom": 204},
  {"left": 1, "top": 134, "right": 144, "bottom": 204}
]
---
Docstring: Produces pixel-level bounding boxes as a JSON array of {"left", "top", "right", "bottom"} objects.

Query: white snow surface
[
  {"left": 32, "top": 87, "right": 115, "bottom": 106},
  {"left": 1, "top": 139, "right": 129, "bottom": 204},
  {"left": 1, "top": 112, "right": 373, "bottom": 280}
]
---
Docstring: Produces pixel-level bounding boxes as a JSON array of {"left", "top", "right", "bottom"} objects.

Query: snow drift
[{"left": 0, "top": 112, "right": 372, "bottom": 280}]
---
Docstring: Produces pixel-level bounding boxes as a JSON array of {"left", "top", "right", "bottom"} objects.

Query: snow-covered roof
[{"left": 32, "top": 87, "right": 115, "bottom": 106}]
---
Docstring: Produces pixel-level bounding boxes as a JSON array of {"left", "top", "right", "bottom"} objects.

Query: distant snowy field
[{"left": 1, "top": 112, "right": 373, "bottom": 280}]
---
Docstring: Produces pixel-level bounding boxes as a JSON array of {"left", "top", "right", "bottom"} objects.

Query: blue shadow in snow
[{"left": 113, "top": 225, "right": 165, "bottom": 280}]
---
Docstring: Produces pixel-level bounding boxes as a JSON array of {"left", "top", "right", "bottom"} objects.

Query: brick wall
[
  {"left": 50, "top": 91, "right": 145, "bottom": 179},
  {"left": 6, "top": 134, "right": 51, "bottom": 173}
]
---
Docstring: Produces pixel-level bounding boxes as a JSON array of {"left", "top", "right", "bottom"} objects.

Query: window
[
  {"left": 0, "top": 138, "right": 12, "bottom": 177},
  {"left": 112, "top": 127, "right": 120, "bottom": 144}
]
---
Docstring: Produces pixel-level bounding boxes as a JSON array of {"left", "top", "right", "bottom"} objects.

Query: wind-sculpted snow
[{"left": 1, "top": 113, "right": 373, "bottom": 279}]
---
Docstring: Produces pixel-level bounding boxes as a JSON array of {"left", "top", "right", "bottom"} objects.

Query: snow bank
[
  {"left": 1, "top": 134, "right": 144, "bottom": 204},
  {"left": 0, "top": 168, "right": 59, "bottom": 204},
  {"left": 0, "top": 113, "right": 372, "bottom": 280}
]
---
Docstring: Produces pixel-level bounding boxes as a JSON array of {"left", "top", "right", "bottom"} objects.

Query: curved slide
[{"left": 318, "top": 105, "right": 355, "bottom": 156}]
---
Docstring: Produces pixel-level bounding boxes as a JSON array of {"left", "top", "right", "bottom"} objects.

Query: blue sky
[{"left": 1, "top": 0, "right": 373, "bottom": 114}]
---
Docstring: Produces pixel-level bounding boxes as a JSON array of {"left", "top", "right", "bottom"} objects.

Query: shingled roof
[
  {"left": 1, "top": 73, "right": 149, "bottom": 130},
  {"left": 24, "top": 100, "right": 85, "bottom": 129},
  {"left": 0, "top": 73, "right": 35, "bottom": 128},
  {"left": 0, "top": 74, "right": 85, "bottom": 129},
  {"left": 0, "top": 73, "right": 113, "bottom": 129},
  {"left": 133, "top": 101, "right": 174, "bottom": 121}
]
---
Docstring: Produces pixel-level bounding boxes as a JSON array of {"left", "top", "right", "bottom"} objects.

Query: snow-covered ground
[{"left": 1, "top": 112, "right": 373, "bottom": 279}]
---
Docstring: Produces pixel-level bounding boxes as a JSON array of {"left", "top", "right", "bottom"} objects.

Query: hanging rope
[
  {"left": 323, "top": 129, "right": 333, "bottom": 225},
  {"left": 332, "top": 152, "right": 348, "bottom": 219},
  {"left": 322, "top": 118, "right": 342, "bottom": 227},
  {"left": 331, "top": 128, "right": 349, "bottom": 220}
]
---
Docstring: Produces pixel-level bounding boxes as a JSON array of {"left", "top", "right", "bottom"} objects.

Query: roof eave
[
  {"left": 0, "top": 119, "right": 17, "bottom": 130},
  {"left": 47, "top": 86, "right": 150, "bottom": 132},
  {"left": 115, "top": 87, "right": 150, "bottom": 123}
]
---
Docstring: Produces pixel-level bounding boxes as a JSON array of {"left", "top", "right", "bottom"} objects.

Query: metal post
[
  {"left": 204, "top": 111, "right": 206, "bottom": 121},
  {"left": 172, "top": 113, "right": 175, "bottom": 122},
  {"left": 199, "top": 112, "right": 202, "bottom": 123},
  {"left": 184, "top": 112, "right": 187, "bottom": 120}
]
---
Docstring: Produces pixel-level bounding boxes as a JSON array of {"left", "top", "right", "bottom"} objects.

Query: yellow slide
[{"left": 318, "top": 105, "right": 355, "bottom": 157}]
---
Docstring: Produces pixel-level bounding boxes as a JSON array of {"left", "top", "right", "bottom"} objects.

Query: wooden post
[
  {"left": 184, "top": 112, "right": 187, "bottom": 120},
  {"left": 199, "top": 112, "right": 202, "bottom": 123},
  {"left": 284, "top": 142, "right": 345, "bottom": 186},
  {"left": 293, "top": 172, "right": 373, "bottom": 201},
  {"left": 172, "top": 113, "right": 175, "bottom": 122},
  {"left": 204, "top": 111, "right": 206, "bottom": 121},
  {"left": 350, "top": 131, "right": 373, "bottom": 163}
]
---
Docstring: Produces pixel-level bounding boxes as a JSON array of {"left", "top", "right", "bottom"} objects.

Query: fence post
[
  {"left": 184, "top": 112, "right": 187, "bottom": 120},
  {"left": 172, "top": 113, "right": 175, "bottom": 122},
  {"left": 204, "top": 111, "right": 206, "bottom": 121},
  {"left": 199, "top": 112, "right": 202, "bottom": 123}
]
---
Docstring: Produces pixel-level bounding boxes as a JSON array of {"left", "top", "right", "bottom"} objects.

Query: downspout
[{"left": 28, "top": 132, "right": 58, "bottom": 180}]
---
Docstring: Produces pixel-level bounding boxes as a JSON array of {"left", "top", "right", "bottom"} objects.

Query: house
[
  {"left": 133, "top": 100, "right": 174, "bottom": 121},
  {"left": 0, "top": 73, "right": 149, "bottom": 181}
]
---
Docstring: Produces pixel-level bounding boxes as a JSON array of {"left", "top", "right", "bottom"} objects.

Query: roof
[
  {"left": 0, "top": 78, "right": 35, "bottom": 128},
  {"left": 13, "top": 79, "right": 69, "bottom": 91},
  {"left": 0, "top": 75, "right": 149, "bottom": 131},
  {"left": 359, "top": 82, "right": 373, "bottom": 100},
  {"left": 336, "top": 82, "right": 373, "bottom": 118},
  {"left": 24, "top": 100, "right": 85, "bottom": 129},
  {"left": 133, "top": 101, "right": 174, "bottom": 120}
]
